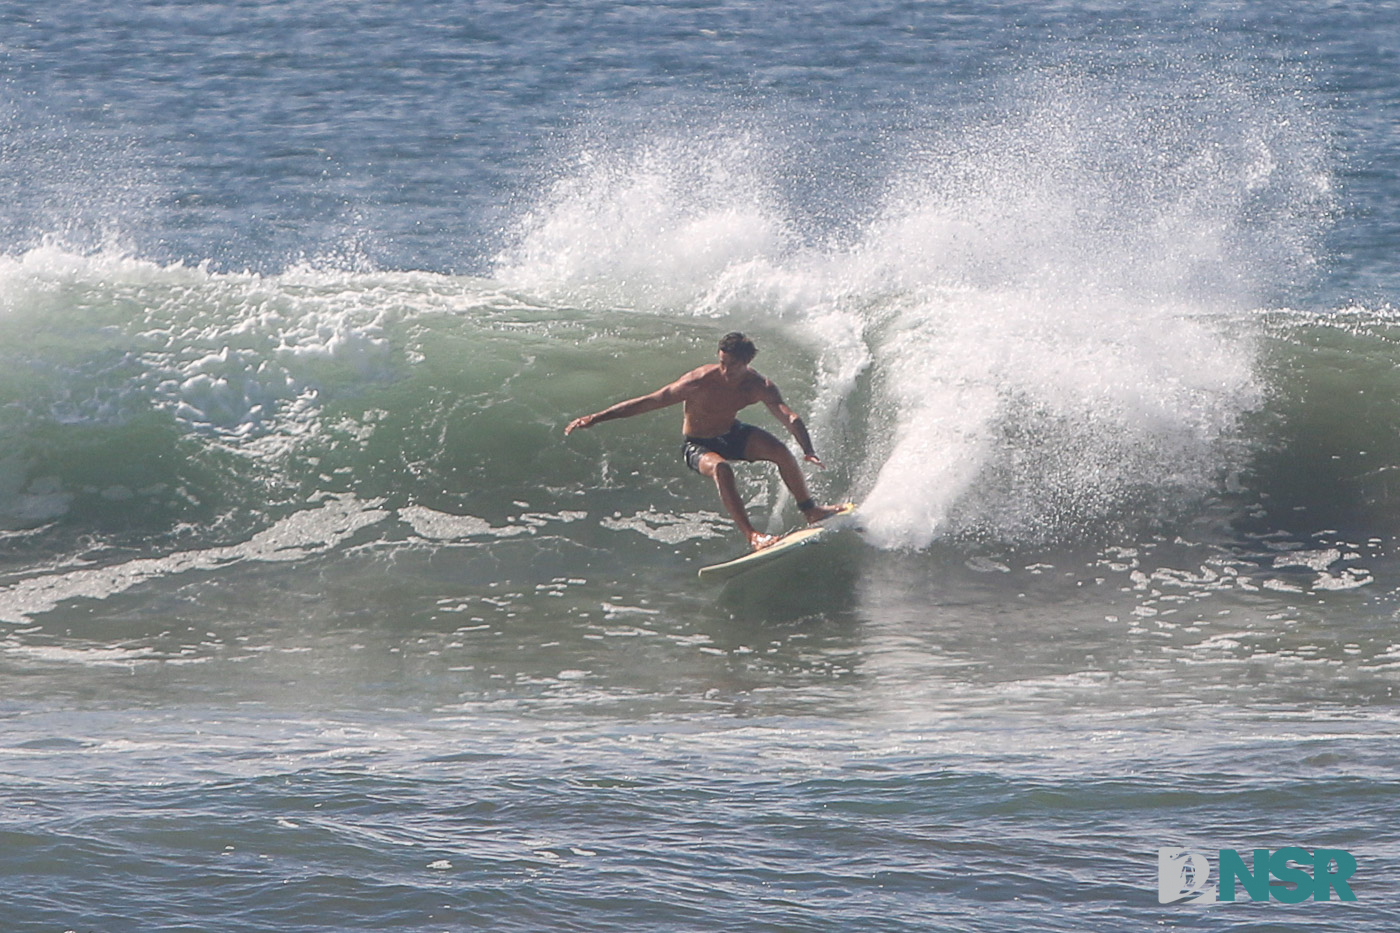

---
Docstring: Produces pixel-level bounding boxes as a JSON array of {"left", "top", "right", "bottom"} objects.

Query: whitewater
[{"left": 3, "top": 2, "right": 1400, "bottom": 931}]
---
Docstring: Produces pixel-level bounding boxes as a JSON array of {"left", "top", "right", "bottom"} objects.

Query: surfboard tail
[{"left": 697, "top": 502, "right": 859, "bottom": 581}]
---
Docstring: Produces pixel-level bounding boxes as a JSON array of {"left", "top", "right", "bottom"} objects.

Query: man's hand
[
  {"left": 564, "top": 414, "right": 595, "bottom": 435},
  {"left": 804, "top": 453, "right": 824, "bottom": 467}
]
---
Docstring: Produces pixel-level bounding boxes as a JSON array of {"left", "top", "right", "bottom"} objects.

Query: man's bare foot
[
  {"left": 801, "top": 503, "right": 845, "bottom": 524},
  {"left": 748, "top": 532, "right": 779, "bottom": 551}
]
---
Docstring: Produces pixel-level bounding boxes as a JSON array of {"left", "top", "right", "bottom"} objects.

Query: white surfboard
[{"left": 697, "top": 503, "right": 857, "bottom": 581}]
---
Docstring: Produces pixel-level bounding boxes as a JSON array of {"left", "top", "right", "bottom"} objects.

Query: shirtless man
[{"left": 565, "top": 332, "right": 843, "bottom": 550}]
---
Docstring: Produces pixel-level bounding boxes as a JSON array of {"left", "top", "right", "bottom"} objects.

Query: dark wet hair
[{"left": 718, "top": 332, "right": 757, "bottom": 362}]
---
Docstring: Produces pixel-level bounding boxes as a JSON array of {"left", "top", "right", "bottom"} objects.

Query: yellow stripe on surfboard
[{"left": 697, "top": 502, "right": 857, "bottom": 581}]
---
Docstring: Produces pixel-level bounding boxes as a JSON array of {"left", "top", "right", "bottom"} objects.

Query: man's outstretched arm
[{"left": 564, "top": 378, "right": 688, "bottom": 435}]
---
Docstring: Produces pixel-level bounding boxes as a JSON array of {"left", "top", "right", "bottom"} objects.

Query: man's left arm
[{"left": 762, "top": 384, "right": 822, "bottom": 465}]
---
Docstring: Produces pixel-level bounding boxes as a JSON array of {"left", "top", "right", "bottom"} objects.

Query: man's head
[{"left": 718, "top": 332, "right": 757, "bottom": 364}]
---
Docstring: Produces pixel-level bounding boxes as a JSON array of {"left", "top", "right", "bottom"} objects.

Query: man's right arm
[{"left": 564, "top": 375, "right": 691, "bottom": 435}]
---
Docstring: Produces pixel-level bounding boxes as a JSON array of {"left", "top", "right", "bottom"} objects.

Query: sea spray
[
  {"left": 493, "top": 131, "right": 794, "bottom": 313},
  {"left": 851, "top": 64, "right": 1325, "bottom": 546},
  {"left": 0, "top": 72, "right": 1329, "bottom": 552},
  {"left": 493, "top": 69, "right": 1326, "bottom": 548},
  {"left": 855, "top": 289, "right": 1261, "bottom": 548}
]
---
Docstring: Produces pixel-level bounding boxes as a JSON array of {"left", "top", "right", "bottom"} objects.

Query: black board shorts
[{"left": 682, "top": 421, "right": 755, "bottom": 472}]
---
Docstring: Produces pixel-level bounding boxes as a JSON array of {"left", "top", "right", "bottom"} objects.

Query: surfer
[{"left": 565, "top": 332, "right": 844, "bottom": 550}]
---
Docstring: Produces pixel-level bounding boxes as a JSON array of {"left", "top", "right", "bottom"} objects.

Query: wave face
[{"left": 5, "top": 274, "right": 1395, "bottom": 576}]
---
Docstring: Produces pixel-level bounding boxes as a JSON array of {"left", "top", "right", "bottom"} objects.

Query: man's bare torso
[{"left": 678, "top": 363, "right": 771, "bottom": 438}]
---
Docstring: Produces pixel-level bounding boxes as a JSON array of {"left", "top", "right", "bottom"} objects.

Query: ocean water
[{"left": 3, "top": 1, "right": 1400, "bottom": 929}]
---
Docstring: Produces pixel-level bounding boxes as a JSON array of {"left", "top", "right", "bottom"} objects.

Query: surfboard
[{"left": 698, "top": 503, "right": 857, "bottom": 581}]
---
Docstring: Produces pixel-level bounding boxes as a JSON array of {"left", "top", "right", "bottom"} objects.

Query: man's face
[{"left": 718, "top": 350, "right": 748, "bottom": 370}]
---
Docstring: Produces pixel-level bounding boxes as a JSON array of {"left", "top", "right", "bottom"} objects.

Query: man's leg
[
  {"left": 741, "top": 428, "right": 843, "bottom": 523},
  {"left": 697, "top": 451, "right": 776, "bottom": 549}
]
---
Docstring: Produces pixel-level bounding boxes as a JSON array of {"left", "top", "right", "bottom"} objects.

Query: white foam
[
  {"left": 400, "top": 506, "right": 513, "bottom": 540},
  {"left": 599, "top": 509, "right": 728, "bottom": 544},
  {"left": 1272, "top": 548, "right": 1341, "bottom": 571},
  {"left": 0, "top": 495, "right": 388, "bottom": 624}
]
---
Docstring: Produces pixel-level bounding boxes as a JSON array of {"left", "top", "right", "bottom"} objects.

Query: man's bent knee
[
  {"left": 742, "top": 429, "right": 791, "bottom": 464},
  {"left": 698, "top": 453, "right": 732, "bottom": 479}
]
